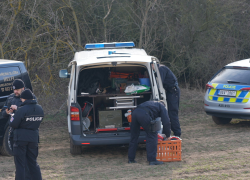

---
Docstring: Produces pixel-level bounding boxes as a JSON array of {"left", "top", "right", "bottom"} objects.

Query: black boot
[
  {"left": 149, "top": 160, "right": 164, "bottom": 165},
  {"left": 128, "top": 160, "right": 137, "bottom": 163}
]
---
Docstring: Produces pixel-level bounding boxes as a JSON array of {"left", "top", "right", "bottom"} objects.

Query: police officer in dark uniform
[
  {"left": 128, "top": 101, "right": 171, "bottom": 165},
  {"left": 157, "top": 64, "right": 181, "bottom": 137},
  {"left": 9, "top": 89, "right": 44, "bottom": 180},
  {"left": 2, "top": 79, "right": 26, "bottom": 119},
  {"left": 2, "top": 79, "right": 37, "bottom": 125},
  {"left": 1, "top": 79, "right": 36, "bottom": 179}
]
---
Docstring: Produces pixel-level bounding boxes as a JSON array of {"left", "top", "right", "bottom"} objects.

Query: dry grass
[{"left": 1, "top": 88, "right": 250, "bottom": 179}]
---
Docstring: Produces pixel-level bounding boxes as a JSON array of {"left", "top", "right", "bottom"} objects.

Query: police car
[
  {"left": 59, "top": 42, "right": 167, "bottom": 155},
  {"left": 0, "top": 60, "right": 33, "bottom": 156},
  {"left": 204, "top": 59, "right": 250, "bottom": 124}
]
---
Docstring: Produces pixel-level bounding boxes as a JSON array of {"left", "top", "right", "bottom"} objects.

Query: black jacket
[
  {"left": 1, "top": 92, "right": 37, "bottom": 118},
  {"left": 137, "top": 101, "right": 171, "bottom": 137},
  {"left": 10, "top": 99, "right": 44, "bottom": 142},
  {"left": 158, "top": 64, "right": 178, "bottom": 91}
]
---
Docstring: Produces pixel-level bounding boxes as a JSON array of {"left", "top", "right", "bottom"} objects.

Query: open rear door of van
[
  {"left": 151, "top": 59, "right": 167, "bottom": 109},
  {"left": 68, "top": 61, "right": 78, "bottom": 133}
]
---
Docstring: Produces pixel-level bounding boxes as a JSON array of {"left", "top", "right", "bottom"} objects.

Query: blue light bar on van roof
[{"left": 85, "top": 42, "right": 135, "bottom": 49}]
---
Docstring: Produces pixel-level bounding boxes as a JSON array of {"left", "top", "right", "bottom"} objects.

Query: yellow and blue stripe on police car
[{"left": 207, "top": 83, "right": 250, "bottom": 103}]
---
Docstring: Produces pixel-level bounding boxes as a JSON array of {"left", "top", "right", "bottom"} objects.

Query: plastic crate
[{"left": 156, "top": 139, "right": 182, "bottom": 162}]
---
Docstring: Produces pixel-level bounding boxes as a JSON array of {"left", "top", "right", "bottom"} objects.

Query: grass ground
[{"left": 1, "top": 88, "right": 250, "bottom": 179}]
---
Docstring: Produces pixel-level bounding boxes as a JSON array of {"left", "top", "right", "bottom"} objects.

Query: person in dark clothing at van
[
  {"left": 128, "top": 101, "right": 171, "bottom": 165},
  {"left": 2, "top": 79, "right": 26, "bottom": 118},
  {"left": 10, "top": 89, "right": 44, "bottom": 180},
  {"left": 1, "top": 79, "right": 36, "bottom": 180},
  {"left": 157, "top": 64, "right": 181, "bottom": 137},
  {"left": 2, "top": 79, "right": 37, "bottom": 139}
]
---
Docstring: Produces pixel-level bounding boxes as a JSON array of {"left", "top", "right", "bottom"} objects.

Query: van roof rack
[{"left": 85, "top": 42, "right": 135, "bottom": 50}]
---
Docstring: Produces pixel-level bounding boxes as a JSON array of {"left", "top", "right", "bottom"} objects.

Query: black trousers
[
  {"left": 166, "top": 87, "right": 181, "bottom": 137},
  {"left": 128, "top": 108, "right": 158, "bottom": 162},
  {"left": 13, "top": 141, "right": 42, "bottom": 180},
  {"left": 10, "top": 134, "right": 31, "bottom": 180}
]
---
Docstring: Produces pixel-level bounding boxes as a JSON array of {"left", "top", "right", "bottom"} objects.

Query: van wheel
[
  {"left": 70, "top": 138, "right": 82, "bottom": 155},
  {"left": 0, "top": 126, "right": 13, "bottom": 156},
  {"left": 212, "top": 116, "right": 232, "bottom": 125}
]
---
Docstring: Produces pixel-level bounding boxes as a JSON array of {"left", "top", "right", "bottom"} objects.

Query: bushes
[{"left": 1, "top": 0, "right": 250, "bottom": 113}]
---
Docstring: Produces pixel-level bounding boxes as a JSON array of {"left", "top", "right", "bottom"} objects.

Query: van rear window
[
  {"left": 211, "top": 68, "right": 250, "bottom": 85},
  {"left": 0, "top": 67, "right": 21, "bottom": 97}
]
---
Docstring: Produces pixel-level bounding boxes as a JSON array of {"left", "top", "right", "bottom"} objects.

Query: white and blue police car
[{"left": 204, "top": 58, "right": 250, "bottom": 124}]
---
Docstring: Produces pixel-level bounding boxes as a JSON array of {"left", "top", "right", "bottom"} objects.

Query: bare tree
[
  {"left": 102, "top": 0, "right": 115, "bottom": 42},
  {"left": 0, "top": 0, "right": 22, "bottom": 58}
]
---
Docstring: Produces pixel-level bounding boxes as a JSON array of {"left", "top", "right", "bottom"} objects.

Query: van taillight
[
  {"left": 70, "top": 106, "right": 80, "bottom": 121},
  {"left": 206, "top": 84, "right": 214, "bottom": 90}
]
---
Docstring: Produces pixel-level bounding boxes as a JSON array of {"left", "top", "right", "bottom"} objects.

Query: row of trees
[{"left": 1, "top": 0, "right": 250, "bottom": 113}]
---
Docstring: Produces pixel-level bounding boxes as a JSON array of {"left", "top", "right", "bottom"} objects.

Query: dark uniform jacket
[
  {"left": 2, "top": 93, "right": 37, "bottom": 118},
  {"left": 157, "top": 64, "right": 178, "bottom": 92},
  {"left": 9, "top": 99, "right": 44, "bottom": 143},
  {"left": 137, "top": 101, "right": 171, "bottom": 137},
  {"left": 2, "top": 93, "right": 22, "bottom": 118}
]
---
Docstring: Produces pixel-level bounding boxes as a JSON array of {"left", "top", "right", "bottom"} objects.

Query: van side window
[{"left": 0, "top": 67, "right": 21, "bottom": 97}]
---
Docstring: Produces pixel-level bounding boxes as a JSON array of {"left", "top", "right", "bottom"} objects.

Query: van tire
[
  {"left": 0, "top": 126, "right": 13, "bottom": 156},
  {"left": 70, "top": 138, "right": 82, "bottom": 155},
  {"left": 212, "top": 116, "right": 232, "bottom": 125}
]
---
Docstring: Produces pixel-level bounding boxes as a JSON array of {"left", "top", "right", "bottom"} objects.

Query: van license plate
[{"left": 218, "top": 90, "right": 236, "bottom": 97}]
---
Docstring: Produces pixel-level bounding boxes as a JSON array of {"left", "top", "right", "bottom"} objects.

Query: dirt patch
[{"left": 1, "top": 88, "right": 250, "bottom": 179}]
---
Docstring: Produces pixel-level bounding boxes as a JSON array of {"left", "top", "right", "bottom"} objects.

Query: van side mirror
[{"left": 59, "top": 69, "right": 70, "bottom": 78}]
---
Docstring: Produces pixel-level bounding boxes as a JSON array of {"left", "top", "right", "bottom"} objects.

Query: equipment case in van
[{"left": 98, "top": 110, "right": 122, "bottom": 128}]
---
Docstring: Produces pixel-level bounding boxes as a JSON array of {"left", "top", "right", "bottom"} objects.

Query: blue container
[{"left": 139, "top": 78, "right": 151, "bottom": 87}]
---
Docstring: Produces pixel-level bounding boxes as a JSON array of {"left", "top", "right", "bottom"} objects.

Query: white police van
[{"left": 59, "top": 42, "right": 167, "bottom": 154}]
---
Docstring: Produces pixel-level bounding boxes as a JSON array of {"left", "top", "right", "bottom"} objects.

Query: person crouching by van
[
  {"left": 10, "top": 89, "right": 44, "bottom": 180},
  {"left": 128, "top": 101, "right": 171, "bottom": 165}
]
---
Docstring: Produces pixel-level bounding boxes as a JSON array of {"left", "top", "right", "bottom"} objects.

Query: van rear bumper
[{"left": 70, "top": 131, "right": 147, "bottom": 146}]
